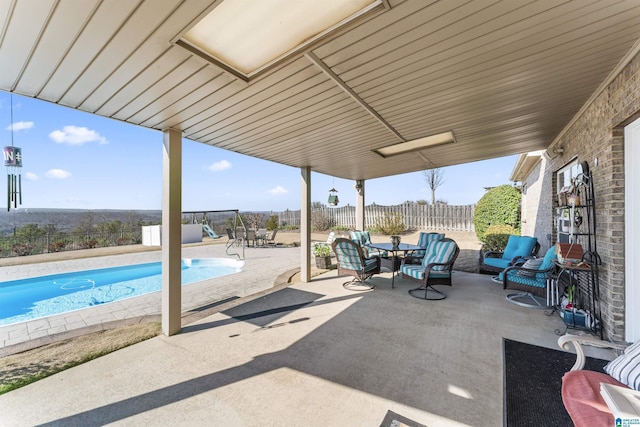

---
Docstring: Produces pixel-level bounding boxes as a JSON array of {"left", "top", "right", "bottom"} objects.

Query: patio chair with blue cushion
[
  {"left": 404, "top": 232, "right": 445, "bottom": 264},
  {"left": 500, "top": 246, "right": 558, "bottom": 309},
  {"left": 480, "top": 235, "right": 540, "bottom": 274},
  {"left": 331, "top": 238, "right": 381, "bottom": 291},
  {"left": 349, "top": 230, "right": 387, "bottom": 257},
  {"left": 401, "top": 238, "right": 459, "bottom": 300}
]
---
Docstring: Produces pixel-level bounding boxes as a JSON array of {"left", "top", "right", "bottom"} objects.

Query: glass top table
[{"left": 367, "top": 243, "right": 423, "bottom": 288}]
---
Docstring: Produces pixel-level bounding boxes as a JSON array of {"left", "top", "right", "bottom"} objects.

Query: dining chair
[
  {"left": 331, "top": 238, "right": 381, "bottom": 291},
  {"left": 401, "top": 238, "right": 459, "bottom": 300}
]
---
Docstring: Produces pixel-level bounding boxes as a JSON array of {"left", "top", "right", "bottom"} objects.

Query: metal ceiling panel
[{"left": 1, "top": 0, "right": 640, "bottom": 181}]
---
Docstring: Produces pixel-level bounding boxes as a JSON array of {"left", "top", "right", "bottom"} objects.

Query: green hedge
[
  {"left": 474, "top": 184, "right": 521, "bottom": 242},
  {"left": 482, "top": 224, "right": 519, "bottom": 252}
]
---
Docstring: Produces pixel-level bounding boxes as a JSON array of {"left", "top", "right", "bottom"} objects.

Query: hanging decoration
[
  {"left": 328, "top": 178, "right": 339, "bottom": 206},
  {"left": 4, "top": 95, "right": 22, "bottom": 211}
]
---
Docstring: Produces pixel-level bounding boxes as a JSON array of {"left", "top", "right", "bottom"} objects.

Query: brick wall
[
  {"left": 540, "top": 52, "right": 640, "bottom": 342},
  {"left": 521, "top": 157, "right": 554, "bottom": 254}
]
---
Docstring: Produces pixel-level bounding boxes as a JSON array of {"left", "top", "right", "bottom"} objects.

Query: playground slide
[{"left": 202, "top": 224, "right": 220, "bottom": 239}]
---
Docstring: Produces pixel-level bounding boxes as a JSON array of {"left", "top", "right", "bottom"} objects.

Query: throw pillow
[
  {"left": 517, "top": 258, "right": 543, "bottom": 277},
  {"left": 604, "top": 341, "right": 640, "bottom": 391}
]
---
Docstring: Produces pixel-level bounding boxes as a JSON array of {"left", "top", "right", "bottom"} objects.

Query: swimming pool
[{"left": 0, "top": 258, "right": 244, "bottom": 326}]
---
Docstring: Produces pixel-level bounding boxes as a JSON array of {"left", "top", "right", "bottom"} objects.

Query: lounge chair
[{"left": 331, "top": 237, "right": 381, "bottom": 291}]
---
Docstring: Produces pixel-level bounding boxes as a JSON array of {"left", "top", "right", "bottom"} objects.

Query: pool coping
[
  {"left": 0, "top": 266, "right": 299, "bottom": 357},
  {"left": 0, "top": 243, "right": 305, "bottom": 355}
]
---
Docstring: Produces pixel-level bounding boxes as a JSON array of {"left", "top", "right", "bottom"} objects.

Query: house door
[{"left": 625, "top": 117, "right": 640, "bottom": 342}]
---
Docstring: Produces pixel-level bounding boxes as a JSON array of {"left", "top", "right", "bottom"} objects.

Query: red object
[{"left": 562, "top": 370, "right": 628, "bottom": 426}]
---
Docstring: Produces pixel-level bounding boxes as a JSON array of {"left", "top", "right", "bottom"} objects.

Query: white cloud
[
  {"left": 268, "top": 185, "right": 287, "bottom": 195},
  {"left": 45, "top": 169, "right": 71, "bottom": 179},
  {"left": 24, "top": 172, "right": 38, "bottom": 181},
  {"left": 6, "top": 121, "right": 34, "bottom": 131},
  {"left": 208, "top": 160, "right": 232, "bottom": 172},
  {"left": 49, "top": 125, "right": 107, "bottom": 145}
]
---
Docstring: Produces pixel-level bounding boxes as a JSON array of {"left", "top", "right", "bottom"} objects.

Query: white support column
[
  {"left": 162, "top": 128, "right": 182, "bottom": 336},
  {"left": 300, "top": 167, "right": 311, "bottom": 282},
  {"left": 355, "top": 179, "right": 365, "bottom": 231}
]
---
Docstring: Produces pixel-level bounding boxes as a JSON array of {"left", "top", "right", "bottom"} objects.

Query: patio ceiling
[{"left": 2, "top": 0, "right": 640, "bottom": 181}]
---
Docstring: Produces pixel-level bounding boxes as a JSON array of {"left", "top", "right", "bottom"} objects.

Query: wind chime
[
  {"left": 328, "top": 178, "right": 339, "bottom": 206},
  {"left": 4, "top": 95, "right": 22, "bottom": 211}
]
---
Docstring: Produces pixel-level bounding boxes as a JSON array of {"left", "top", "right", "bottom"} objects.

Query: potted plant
[{"left": 313, "top": 243, "right": 332, "bottom": 269}]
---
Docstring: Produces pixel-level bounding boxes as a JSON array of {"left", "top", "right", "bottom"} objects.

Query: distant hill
[{"left": 0, "top": 208, "right": 163, "bottom": 235}]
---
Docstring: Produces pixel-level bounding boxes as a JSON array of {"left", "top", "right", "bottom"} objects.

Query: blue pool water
[{"left": 0, "top": 258, "right": 244, "bottom": 326}]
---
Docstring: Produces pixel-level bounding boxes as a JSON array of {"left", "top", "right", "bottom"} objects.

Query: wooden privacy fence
[{"left": 273, "top": 202, "right": 475, "bottom": 232}]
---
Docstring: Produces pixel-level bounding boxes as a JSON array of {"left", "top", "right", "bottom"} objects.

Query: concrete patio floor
[{"left": 0, "top": 266, "right": 616, "bottom": 426}]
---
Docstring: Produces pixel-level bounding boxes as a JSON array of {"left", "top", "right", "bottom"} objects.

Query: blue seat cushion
[
  {"left": 483, "top": 257, "right": 511, "bottom": 270},
  {"left": 363, "top": 258, "right": 379, "bottom": 273},
  {"left": 503, "top": 235, "right": 538, "bottom": 260},
  {"left": 412, "top": 232, "right": 445, "bottom": 258},
  {"left": 334, "top": 241, "right": 363, "bottom": 270},
  {"left": 400, "top": 264, "right": 450, "bottom": 280},
  {"left": 502, "top": 271, "right": 547, "bottom": 288},
  {"left": 499, "top": 246, "right": 557, "bottom": 285},
  {"left": 421, "top": 240, "right": 457, "bottom": 271},
  {"left": 349, "top": 230, "right": 387, "bottom": 257},
  {"left": 349, "top": 230, "right": 371, "bottom": 246},
  {"left": 366, "top": 247, "right": 388, "bottom": 257}
]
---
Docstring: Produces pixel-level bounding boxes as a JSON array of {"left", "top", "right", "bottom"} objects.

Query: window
[{"left": 557, "top": 159, "right": 580, "bottom": 193}]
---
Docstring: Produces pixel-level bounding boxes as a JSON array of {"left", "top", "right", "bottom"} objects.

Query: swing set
[{"left": 183, "top": 209, "right": 247, "bottom": 259}]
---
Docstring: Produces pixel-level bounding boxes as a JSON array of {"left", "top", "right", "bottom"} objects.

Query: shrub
[
  {"left": 313, "top": 243, "right": 332, "bottom": 257},
  {"left": 474, "top": 184, "right": 521, "bottom": 242},
  {"left": 116, "top": 237, "right": 130, "bottom": 246},
  {"left": 265, "top": 215, "right": 279, "bottom": 231},
  {"left": 482, "top": 224, "right": 519, "bottom": 252},
  {"left": 375, "top": 212, "right": 405, "bottom": 235},
  {"left": 48, "top": 240, "right": 68, "bottom": 253},
  {"left": 12, "top": 243, "right": 35, "bottom": 256},
  {"left": 80, "top": 239, "right": 98, "bottom": 249},
  {"left": 311, "top": 208, "right": 332, "bottom": 232}
]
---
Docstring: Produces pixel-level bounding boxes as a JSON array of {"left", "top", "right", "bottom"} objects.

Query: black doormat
[{"left": 503, "top": 338, "right": 609, "bottom": 427}]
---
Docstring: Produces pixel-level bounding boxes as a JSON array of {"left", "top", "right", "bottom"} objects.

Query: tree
[
  {"left": 73, "top": 211, "right": 97, "bottom": 235},
  {"left": 244, "top": 212, "right": 265, "bottom": 230},
  {"left": 15, "top": 223, "right": 46, "bottom": 241},
  {"left": 422, "top": 168, "right": 445, "bottom": 205}
]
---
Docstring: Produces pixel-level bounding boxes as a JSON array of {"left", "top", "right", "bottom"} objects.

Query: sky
[{"left": 1, "top": 91, "right": 518, "bottom": 212}]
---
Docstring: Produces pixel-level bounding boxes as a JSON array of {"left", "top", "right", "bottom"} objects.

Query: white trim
[{"left": 625, "top": 117, "right": 640, "bottom": 343}]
